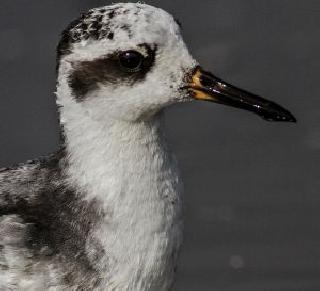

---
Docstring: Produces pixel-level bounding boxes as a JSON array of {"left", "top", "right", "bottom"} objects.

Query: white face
[{"left": 56, "top": 3, "right": 197, "bottom": 122}]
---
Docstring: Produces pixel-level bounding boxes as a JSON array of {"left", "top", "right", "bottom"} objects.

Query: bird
[{"left": 0, "top": 3, "right": 296, "bottom": 290}]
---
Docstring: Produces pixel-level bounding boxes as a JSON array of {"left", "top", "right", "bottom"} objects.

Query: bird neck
[
  {"left": 56, "top": 98, "right": 183, "bottom": 290},
  {"left": 59, "top": 107, "right": 177, "bottom": 203}
]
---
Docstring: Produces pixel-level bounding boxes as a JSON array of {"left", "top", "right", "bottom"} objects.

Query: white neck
[
  {"left": 59, "top": 101, "right": 184, "bottom": 290},
  {"left": 63, "top": 111, "right": 172, "bottom": 202}
]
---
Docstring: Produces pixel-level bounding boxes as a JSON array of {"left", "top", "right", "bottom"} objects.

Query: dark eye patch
[{"left": 68, "top": 44, "right": 156, "bottom": 101}]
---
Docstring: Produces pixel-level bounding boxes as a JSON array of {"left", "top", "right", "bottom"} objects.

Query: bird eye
[{"left": 118, "top": 50, "right": 143, "bottom": 72}]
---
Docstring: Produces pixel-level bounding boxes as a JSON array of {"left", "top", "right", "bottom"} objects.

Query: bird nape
[{"left": 0, "top": 2, "right": 295, "bottom": 291}]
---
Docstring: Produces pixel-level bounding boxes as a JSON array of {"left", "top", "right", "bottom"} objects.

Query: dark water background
[{"left": 0, "top": 1, "right": 319, "bottom": 290}]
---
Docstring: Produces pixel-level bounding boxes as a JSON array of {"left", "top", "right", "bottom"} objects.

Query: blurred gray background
[{"left": 0, "top": 1, "right": 319, "bottom": 290}]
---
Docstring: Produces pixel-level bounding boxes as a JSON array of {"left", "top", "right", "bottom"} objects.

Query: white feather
[{"left": 2, "top": 3, "right": 198, "bottom": 290}]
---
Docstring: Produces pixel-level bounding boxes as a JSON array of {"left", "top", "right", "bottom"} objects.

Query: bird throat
[{"left": 61, "top": 112, "right": 184, "bottom": 289}]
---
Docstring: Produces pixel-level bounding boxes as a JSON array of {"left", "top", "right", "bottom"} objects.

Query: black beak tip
[
  {"left": 261, "top": 110, "right": 297, "bottom": 123},
  {"left": 286, "top": 113, "right": 297, "bottom": 123}
]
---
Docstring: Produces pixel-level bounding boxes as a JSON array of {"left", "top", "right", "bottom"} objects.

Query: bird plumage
[
  {"left": 0, "top": 4, "right": 188, "bottom": 289},
  {"left": 0, "top": 117, "right": 183, "bottom": 290}
]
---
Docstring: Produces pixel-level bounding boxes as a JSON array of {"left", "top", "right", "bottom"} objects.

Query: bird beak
[{"left": 187, "top": 66, "right": 296, "bottom": 122}]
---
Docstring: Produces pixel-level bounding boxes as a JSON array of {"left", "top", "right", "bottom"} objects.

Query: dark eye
[{"left": 118, "top": 50, "right": 143, "bottom": 72}]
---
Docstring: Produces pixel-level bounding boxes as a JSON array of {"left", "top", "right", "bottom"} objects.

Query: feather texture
[{"left": 0, "top": 2, "right": 197, "bottom": 290}]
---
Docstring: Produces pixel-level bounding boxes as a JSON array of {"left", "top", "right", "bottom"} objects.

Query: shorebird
[{"left": 0, "top": 3, "right": 295, "bottom": 290}]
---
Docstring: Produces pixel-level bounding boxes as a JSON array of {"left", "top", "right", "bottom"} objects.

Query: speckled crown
[{"left": 57, "top": 4, "right": 142, "bottom": 59}]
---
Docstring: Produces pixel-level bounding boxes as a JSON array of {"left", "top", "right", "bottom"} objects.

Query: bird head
[{"left": 56, "top": 3, "right": 296, "bottom": 123}]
